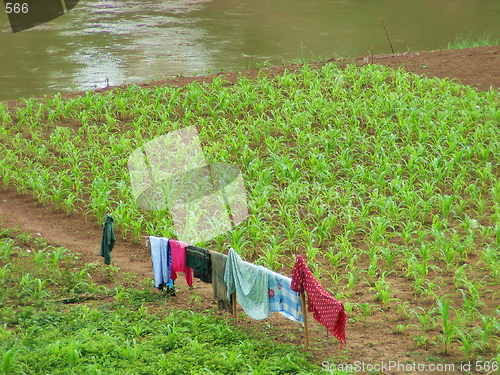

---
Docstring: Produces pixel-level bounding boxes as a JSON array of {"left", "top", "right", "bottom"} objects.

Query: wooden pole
[
  {"left": 381, "top": 19, "right": 395, "bottom": 53},
  {"left": 231, "top": 293, "right": 238, "bottom": 325},
  {"left": 300, "top": 292, "right": 310, "bottom": 348}
]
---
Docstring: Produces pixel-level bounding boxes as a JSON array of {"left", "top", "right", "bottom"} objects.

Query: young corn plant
[
  {"left": 0, "top": 239, "right": 15, "bottom": 261},
  {"left": 257, "top": 240, "right": 284, "bottom": 271},
  {"left": 474, "top": 314, "right": 498, "bottom": 353},
  {"left": 372, "top": 274, "right": 399, "bottom": 309},
  {"left": 0, "top": 264, "right": 11, "bottom": 284},
  {"left": 366, "top": 253, "right": 379, "bottom": 285},
  {"left": 436, "top": 297, "right": 456, "bottom": 355},
  {"left": 455, "top": 331, "right": 476, "bottom": 361},
  {"left": 1, "top": 348, "right": 24, "bottom": 375},
  {"left": 346, "top": 269, "right": 359, "bottom": 291},
  {"left": 396, "top": 301, "right": 412, "bottom": 320},
  {"left": 360, "top": 302, "right": 373, "bottom": 327},
  {"left": 30, "top": 249, "right": 47, "bottom": 272}
]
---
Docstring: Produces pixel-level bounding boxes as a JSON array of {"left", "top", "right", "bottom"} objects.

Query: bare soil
[{"left": 1, "top": 46, "right": 498, "bottom": 374}]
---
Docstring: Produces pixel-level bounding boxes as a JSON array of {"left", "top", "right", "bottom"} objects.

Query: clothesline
[{"left": 148, "top": 236, "right": 347, "bottom": 348}]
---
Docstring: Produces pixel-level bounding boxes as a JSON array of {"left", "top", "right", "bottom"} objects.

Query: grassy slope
[
  {"left": 447, "top": 33, "right": 499, "bottom": 49},
  {"left": 0, "top": 62, "right": 499, "bottom": 365}
]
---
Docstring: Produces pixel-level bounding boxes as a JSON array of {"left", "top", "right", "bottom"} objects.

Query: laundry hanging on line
[
  {"left": 224, "top": 248, "right": 303, "bottom": 323},
  {"left": 149, "top": 236, "right": 174, "bottom": 290},
  {"left": 291, "top": 255, "right": 347, "bottom": 347},
  {"left": 186, "top": 245, "right": 212, "bottom": 283},
  {"left": 268, "top": 270, "right": 304, "bottom": 323},
  {"left": 169, "top": 239, "right": 193, "bottom": 288},
  {"left": 210, "top": 250, "right": 232, "bottom": 312},
  {"left": 147, "top": 237, "right": 346, "bottom": 345},
  {"left": 224, "top": 248, "right": 271, "bottom": 320}
]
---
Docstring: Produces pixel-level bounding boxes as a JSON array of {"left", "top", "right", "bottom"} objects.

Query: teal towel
[{"left": 224, "top": 248, "right": 270, "bottom": 320}]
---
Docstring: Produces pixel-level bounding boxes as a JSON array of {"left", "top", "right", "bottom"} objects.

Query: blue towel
[
  {"left": 268, "top": 270, "right": 304, "bottom": 323},
  {"left": 224, "top": 248, "right": 270, "bottom": 320},
  {"left": 149, "top": 236, "right": 174, "bottom": 289}
]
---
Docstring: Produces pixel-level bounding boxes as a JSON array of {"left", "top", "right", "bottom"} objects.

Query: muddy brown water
[{"left": 0, "top": 0, "right": 499, "bottom": 101}]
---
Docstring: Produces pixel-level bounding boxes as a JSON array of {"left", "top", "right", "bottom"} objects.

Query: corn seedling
[
  {"left": 360, "top": 303, "right": 372, "bottom": 326},
  {"left": 436, "top": 297, "right": 456, "bottom": 355},
  {"left": 0, "top": 239, "right": 14, "bottom": 261},
  {"left": 0, "top": 264, "right": 10, "bottom": 283}
]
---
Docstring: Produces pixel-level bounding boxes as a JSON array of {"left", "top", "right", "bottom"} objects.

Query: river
[{"left": 0, "top": 0, "right": 498, "bottom": 101}]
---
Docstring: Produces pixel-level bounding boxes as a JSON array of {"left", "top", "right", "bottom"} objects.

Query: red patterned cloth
[{"left": 291, "top": 255, "right": 347, "bottom": 347}]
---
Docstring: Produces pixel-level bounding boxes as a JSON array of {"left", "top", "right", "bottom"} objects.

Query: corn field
[{"left": 0, "top": 63, "right": 498, "bottom": 361}]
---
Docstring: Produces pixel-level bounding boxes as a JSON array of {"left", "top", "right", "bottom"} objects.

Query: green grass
[
  {"left": 0, "top": 228, "right": 329, "bottom": 374},
  {"left": 0, "top": 62, "right": 499, "bottom": 363},
  {"left": 447, "top": 32, "right": 499, "bottom": 49}
]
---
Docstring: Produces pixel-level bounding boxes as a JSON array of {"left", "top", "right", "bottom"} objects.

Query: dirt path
[
  {"left": 0, "top": 188, "right": 152, "bottom": 278},
  {"left": 0, "top": 187, "right": 219, "bottom": 312}
]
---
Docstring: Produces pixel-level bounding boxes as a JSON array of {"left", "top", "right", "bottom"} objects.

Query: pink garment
[
  {"left": 169, "top": 239, "right": 193, "bottom": 287},
  {"left": 291, "top": 255, "right": 347, "bottom": 347}
]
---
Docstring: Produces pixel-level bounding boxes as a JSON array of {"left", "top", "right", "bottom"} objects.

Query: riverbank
[
  {"left": 3, "top": 45, "right": 498, "bottom": 111},
  {"left": 96, "top": 45, "right": 500, "bottom": 93}
]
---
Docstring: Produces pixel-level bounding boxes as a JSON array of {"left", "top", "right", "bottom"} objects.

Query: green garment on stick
[{"left": 100, "top": 214, "right": 115, "bottom": 265}]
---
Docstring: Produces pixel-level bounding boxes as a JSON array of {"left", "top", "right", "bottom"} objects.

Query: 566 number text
[{"left": 5, "top": 3, "right": 29, "bottom": 14}]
